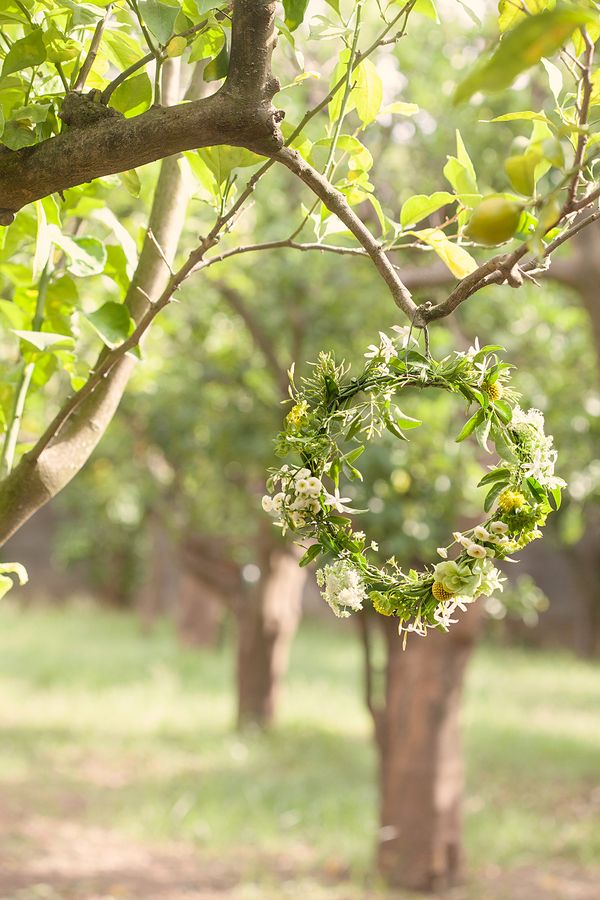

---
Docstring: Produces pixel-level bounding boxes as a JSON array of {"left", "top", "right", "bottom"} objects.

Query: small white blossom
[
  {"left": 472, "top": 526, "right": 490, "bottom": 542},
  {"left": 295, "top": 468, "right": 311, "bottom": 481},
  {"left": 353, "top": 531, "right": 366, "bottom": 541},
  {"left": 452, "top": 531, "right": 463, "bottom": 542},
  {"left": 490, "top": 521, "right": 508, "bottom": 534},
  {"left": 290, "top": 511, "right": 306, "bottom": 529},
  {"left": 272, "top": 492, "right": 285, "bottom": 513},
  {"left": 436, "top": 547, "right": 448, "bottom": 559},
  {"left": 466, "top": 542, "right": 487, "bottom": 559},
  {"left": 305, "top": 476, "right": 322, "bottom": 495},
  {"left": 324, "top": 487, "right": 359, "bottom": 513},
  {"left": 370, "top": 540, "right": 379, "bottom": 551},
  {"left": 296, "top": 477, "right": 310, "bottom": 494},
  {"left": 262, "top": 495, "right": 274, "bottom": 513}
]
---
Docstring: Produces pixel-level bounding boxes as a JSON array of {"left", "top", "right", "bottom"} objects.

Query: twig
[
  {"left": 72, "top": 3, "right": 113, "bottom": 91},
  {"left": 275, "top": 147, "right": 417, "bottom": 320},
  {"left": 565, "top": 28, "right": 595, "bottom": 211}
]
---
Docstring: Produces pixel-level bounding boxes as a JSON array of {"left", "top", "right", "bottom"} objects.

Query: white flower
[
  {"left": 323, "top": 487, "right": 359, "bottom": 513},
  {"left": 364, "top": 343, "right": 381, "bottom": 360},
  {"left": 472, "top": 526, "right": 490, "bottom": 542},
  {"left": 436, "top": 547, "right": 448, "bottom": 558},
  {"left": 305, "top": 476, "right": 322, "bottom": 495},
  {"left": 434, "top": 602, "right": 459, "bottom": 629},
  {"left": 272, "top": 492, "right": 285, "bottom": 513},
  {"left": 262, "top": 495, "right": 274, "bottom": 513},
  {"left": 458, "top": 535, "right": 472, "bottom": 548},
  {"left": 370, "top": 540, "right": 379, "bottom": 551},
  {"left": 291, "top": 511, "right": 306, "bottom": 529},
  {"left": 490, "top": 521, "right": 508, "bottom": 534},
  {"left": 353, "top": 531, "right": 366, "bottom": 540},
  {"left": 466, "top": 542, "right": 487, "bottom": 559},
  {"left": 465, "top": 336, "right": 481, "bottom": 359},
  {"left": 296, "top": 478, "right": 310, "bottom": 494},
  {"left": 295, "top": 468, "right": 311, "bottom": 481},
  {"left": 315, "top": 559, "right": 368, "bottom": 618},
  {"left": 391, "top": 325, "right": 418, "bottom": 349},
  {"left": 452, "top": 531, "right": 463, "bottom": 542},
  {"left": 491, "top": 534, "right": 509, "bottom": 547}
]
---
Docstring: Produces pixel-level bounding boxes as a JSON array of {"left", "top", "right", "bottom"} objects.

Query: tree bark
[
  {"left": 369, "top": 606, "right": 482, "bottom": 891},
  {"left": 236, "top": 541, "right": 305, "bottom": 729},
  {"left": 0, "top": 1, "right": 282, "bottom": 219}
]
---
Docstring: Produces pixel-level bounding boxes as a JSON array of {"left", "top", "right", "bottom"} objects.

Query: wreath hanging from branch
[{"left": 263, "top": 327, "right": 565, "bottom": 640}]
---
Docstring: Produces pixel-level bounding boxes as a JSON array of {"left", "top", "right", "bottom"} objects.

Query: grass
[{"left": 0, "top": 602, "right": 599, "bottom": 894}]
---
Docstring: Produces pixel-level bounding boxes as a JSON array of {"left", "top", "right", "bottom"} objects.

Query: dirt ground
[{"left": 1, "top": 789, "right": 599, "bottom": 900}]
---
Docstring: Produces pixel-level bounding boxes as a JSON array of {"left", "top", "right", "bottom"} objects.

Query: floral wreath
[{"left": 262, "top": 327, "right": 565, "bottom": 640}]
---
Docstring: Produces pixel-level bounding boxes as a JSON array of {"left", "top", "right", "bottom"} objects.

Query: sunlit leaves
[
  {"left": 400, "top": 192, "right": 455, "bottom": 228},
  {"left": 455, "top": 6, "right": 597, "bottom": 104},
  {"left": 2, "top": 27, "right": 46, "bottom": 77},
  {"left": 138, "top": 0, "right": 179, "bottom": 44},
  {"left": 110, "top": 73, "right": 152, "bottom": 117},
  {"left": 412, "top": 228, "right": 478, "bottom": 279},
  {"left": 283, "top": 0, "right": 310, "bottom": 32},
  {"left": 85, "top": 301, "right": 133, "bottom": 349}
]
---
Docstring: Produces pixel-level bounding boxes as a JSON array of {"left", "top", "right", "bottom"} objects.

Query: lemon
[{"left": 466, "top": 198, "right": 522, "bottom": 246}]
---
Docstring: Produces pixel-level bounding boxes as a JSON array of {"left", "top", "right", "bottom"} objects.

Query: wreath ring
[{"left": 262, "top": 327, "right": 565, "bottom": 639}]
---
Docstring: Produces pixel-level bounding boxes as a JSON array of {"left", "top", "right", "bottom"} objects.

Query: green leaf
[
  {"left": 138, "top": 0, "right": 179, "bottom": 44},
  {"left": 204, "top": 42, "right": 229, "bottom": 81},
  {"left": 385, "top": 418, "right": 408, "bottom": 441},
  {"left": 2, "top": 27, "right": 46, "bottom": 77},
  {"left": 487, "top": 111, "right": 551, "bottom": 123},
  {"left": 550, "top": 485, "right": 562, "bottom": 510},
  {"left": 13, "top": 330, "right": 75, "bottom": 351},
  {"left": 380, "top": 101, "right": 419, "bottom": 117},
  {"left": 484, "top": 480, "right": 507, "bottom": 513},
  {"left": 110, "top": 73, "right": 152, "bottom": 117},
  {"left": 55, "top": 235, "right": 107, "bottom": 278},
  {"left": 394, "top": 409, "right": 422, "bottom": 429},
  {"left": 284, "top": 0, "right": 310, "bottom": 31},
  {"left": 494, "top": 399, "right": 513, "bottom": 424},
  {"left": 118, "top": 169, "right": 141, "bottom": 198},
  {"left": 85, "top": 302, "right": 133, "bottom": 349},
  {"left": 189, "top": 25, "right": 225, "bottom": 63},
  {"left": 299, "top": 543, "right": 322, "bottom": 567},
  {"left": 344, "top": 445, "right": 365, "bottom": 464},
  {"left": 455, "top": 408, "right": 485, "bottom": 442},
  {"left": 455, "top": 7, "right": 597, "bottom": 104},
  {"left": 354, "top": 58, "right": 383, "bottom": 125},
  {"left": 400, "top": 192, "right": 455, "bottom": 228},
  {"left": 412, "top": 0, "right": 439, "bottom": 22},
  {"left": 478, "top": 467, "right": 511, "bottom": 487}
]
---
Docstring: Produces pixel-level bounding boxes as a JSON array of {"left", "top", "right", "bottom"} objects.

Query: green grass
[{"left": 0, "top": 602, "right": 598, "bottom": 891}]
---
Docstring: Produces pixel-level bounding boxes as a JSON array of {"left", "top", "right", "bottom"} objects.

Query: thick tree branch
[
  {"left": 0, "top": 1, "right": 282, "bottom": 222},
  {"left": 275, "top": 147, "right": 418, "bottom": 322}
]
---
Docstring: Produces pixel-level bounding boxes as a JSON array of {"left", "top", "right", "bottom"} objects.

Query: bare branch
[{"left": 72, "top": 3, "right": 113, "bottom": 91}]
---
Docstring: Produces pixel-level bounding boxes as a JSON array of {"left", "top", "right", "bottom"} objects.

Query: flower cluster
[
  {"left": 264, "top": 329, "right": 564, "bottom": 642},
  {"left": 315, "top": 559, "right": 368, "bottom": 618}
]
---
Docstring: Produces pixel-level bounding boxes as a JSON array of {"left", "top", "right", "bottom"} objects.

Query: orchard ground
[{"left": 0, "top": 604, "right": 598, "bottom": 900}]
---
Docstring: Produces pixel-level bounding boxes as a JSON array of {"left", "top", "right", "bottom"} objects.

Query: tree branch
[
  {"left": 275, "top": 147, "right": 418, "bottom": 321},
  {"left": 0, "top": 0, "right": 282, "bottom": 222}
]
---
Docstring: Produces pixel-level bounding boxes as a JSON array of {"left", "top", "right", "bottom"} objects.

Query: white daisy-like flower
[
  {"left": 370, "top": 540, "right": 379, "bottom": 551},
  {"left": 295, "top": 467, "right": 311, "bottom": 481},
  {"left": 295, "top": 478, "right": 310, "bottom": 494},
  {"left": 472, "top": 525, "right": 490, "bottom": 542},
  {"left": 261, "top": 495, "right": 274, "bottom": 513},
  {"left": 272, "top": 492, "right": 285, "bottom": 513},
  {"left": 291, "top": 511, "right": 306, "bottom": 529}
]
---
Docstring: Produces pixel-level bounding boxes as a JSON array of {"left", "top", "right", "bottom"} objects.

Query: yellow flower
[
  {"left": 286, "top": 401, "right": 309, "bottom": 429},
  {"left": 485, "top": 381, "right": 504, "bottom": 402},
  {"left": 497, "top": 490, "right": 526, "bottom": 514},
  {"left": 432, "top": 581, "right": 455, "bottom": 602}
]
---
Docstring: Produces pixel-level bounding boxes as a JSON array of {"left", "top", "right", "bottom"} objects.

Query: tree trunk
[
  {"left": 368, "top": 606, "right": 482, "bottom": 891},
  {"left": 175, "top": 569, "right": 223, "bottom": 649},
  {"left": 236, "top": 543, "right": 305, "bottom": 729}
]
